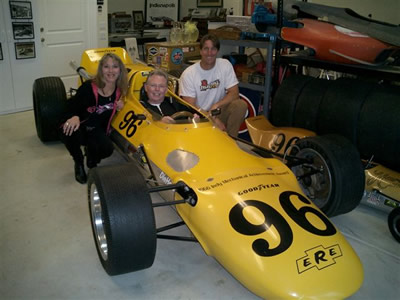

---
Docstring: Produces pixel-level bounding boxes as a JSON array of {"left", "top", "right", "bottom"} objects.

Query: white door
[
  {"left": 38, "top": 0, "right": 92, "bottom": 90},
  {"left": 0, "top": 0, "right": 105, "bottom": 114}
]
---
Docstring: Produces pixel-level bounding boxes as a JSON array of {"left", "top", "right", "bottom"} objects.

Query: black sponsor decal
[
  {"left": 296, "top": 244, "right": 342, "bottom": 273},
  {"left": 198, "top": 171, "right": 288, "bottom": 192}
]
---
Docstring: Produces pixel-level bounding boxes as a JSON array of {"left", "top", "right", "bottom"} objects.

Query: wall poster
[{"left": 145, "top": 0, "right": 180, "bottom": 24}]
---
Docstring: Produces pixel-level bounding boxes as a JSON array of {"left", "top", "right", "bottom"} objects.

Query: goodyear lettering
[
  {"left": 296, "top": 244, "right": 342, "bottom": 273},
  {"left": 238, "top": 184, "right": 279, "bottom": 195}
]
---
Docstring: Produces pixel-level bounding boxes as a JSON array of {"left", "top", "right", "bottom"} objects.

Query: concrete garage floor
[{"left": 1, "top": 110, "right": 399, "bottom": 300}]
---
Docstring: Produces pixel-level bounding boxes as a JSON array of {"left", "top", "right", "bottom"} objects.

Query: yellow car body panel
[
  {"left": 246, "top": 115, "right": 316, "bottom": 155},
  {"left": 81, "top": 48, "right": 364, "bottom": 299},
  {"left": 364, "top": 163, "right": 400, "bottom": 209}
]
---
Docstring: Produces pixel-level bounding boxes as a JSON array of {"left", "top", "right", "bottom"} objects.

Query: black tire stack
[{"left": 270, "top": 75, "right": 400, "bottom": 171}]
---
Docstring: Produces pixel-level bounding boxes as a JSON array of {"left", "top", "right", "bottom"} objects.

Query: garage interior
[{"left": 1, "top": 0, "right": 400, "bottom": 299}]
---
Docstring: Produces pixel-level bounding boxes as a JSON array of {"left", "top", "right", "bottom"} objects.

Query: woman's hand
[
  {"left": 63, "top": 116, "right": 80, "bottom": 136},
  {"left": 116, "top": 99, "right": 124, "bottom": 111}
]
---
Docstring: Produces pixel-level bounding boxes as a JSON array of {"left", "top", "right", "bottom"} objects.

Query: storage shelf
[
  {"left": 280, "top": 54, "right": 400, "bottom": 81},
  {"left": 220, "top": 38, "right": 276, "bottom": 118}
]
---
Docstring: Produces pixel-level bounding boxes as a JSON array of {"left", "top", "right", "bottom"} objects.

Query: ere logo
[{"left": 296, "top": 244, "right": 342, "bottom": 274}]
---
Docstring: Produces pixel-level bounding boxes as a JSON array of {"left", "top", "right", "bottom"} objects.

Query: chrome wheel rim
[{"left": 90, "top": 183, "right": 108, "bottom": 261}]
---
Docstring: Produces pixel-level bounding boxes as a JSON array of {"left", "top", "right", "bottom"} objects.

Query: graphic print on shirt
[
  {"left": 200, "top": 79, "right": 220, "bottom": 91},
  {"left": 96, "top": 103, "right": 114, "bottom": 114}
]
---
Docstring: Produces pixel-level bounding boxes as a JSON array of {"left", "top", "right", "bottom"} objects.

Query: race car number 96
[
  {"left": 119, "top": 110, "right": 143, "bottom": 137},
  {"left": 229, "top": 191, "right": 336, "bottom": 257}
]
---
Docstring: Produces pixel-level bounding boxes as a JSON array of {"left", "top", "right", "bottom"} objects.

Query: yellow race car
[{"left": 33, "top": 48, "right": 364, "bottom": 299}]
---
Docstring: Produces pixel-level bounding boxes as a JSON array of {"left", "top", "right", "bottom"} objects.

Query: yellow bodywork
[
  {"left": 80, "top": 48, "right": 364, "bottom": 299},
  {"left": 246, "top": 115, "right": 316, "bottom": 155}
]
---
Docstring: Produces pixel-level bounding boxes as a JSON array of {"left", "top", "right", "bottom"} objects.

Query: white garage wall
[{"left": 108, "top": 0, "right": 145, "bottom": 14}]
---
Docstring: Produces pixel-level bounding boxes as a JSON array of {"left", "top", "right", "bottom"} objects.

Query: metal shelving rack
[{"left": 220, "top": 38, "right": 276, "bottom": 118}]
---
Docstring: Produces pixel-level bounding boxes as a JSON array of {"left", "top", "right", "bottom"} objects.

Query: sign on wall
[{"left": 145, "top": 0, "right": 180, "bottom": 23}]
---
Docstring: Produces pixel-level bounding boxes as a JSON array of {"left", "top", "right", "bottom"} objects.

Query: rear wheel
[
  {"left": 388, "top": 207, "right": 400, "bottom": 243},
  {"left": 32, "top": 77, "right": 67, "bottom": 142},
  {"left": 88, "top": 162, "right": 157, "bottom": 275},
  {"left": 291, "top": 135, "right": 365, "bottom": 217}
]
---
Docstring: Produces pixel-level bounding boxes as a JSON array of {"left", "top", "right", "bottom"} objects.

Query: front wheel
[
  {"left": 88, "top": 162, "right": 157, "bottom": 275},
  {"left": 388, "top": 207, "right": 400, "bottom": 243},
  {"left": 291, "top": 134, "right": 365, "bottom": 217}
]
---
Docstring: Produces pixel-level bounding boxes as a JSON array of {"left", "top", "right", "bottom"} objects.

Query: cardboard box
[{"left": 145, "top": 42, "right": 200, "bottom": 72}]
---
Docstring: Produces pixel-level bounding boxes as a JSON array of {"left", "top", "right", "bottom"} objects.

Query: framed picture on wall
[
  {"left": 197, "top": 0, "right": 223, "bottom": 8},
  {"left": 145, "top": 0, "right": 180, "bottom": 24},
  {"left": 132, "top": 10, "right": 144, "bottom": 29},
  {"left": 12, "top": 22, "right": 34, "bottom": 39},
  {"left": 15, "top": 42, "right": 35, "bottom": 59},
  {"left": 0, "top": 43, "right": 3, "bottom": 60},
  {"left": 9, "top": 1, "right": 33, "bottom": 19}
]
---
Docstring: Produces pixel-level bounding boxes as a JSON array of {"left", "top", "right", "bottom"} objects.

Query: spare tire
[
  {"left": 317, "top": 78, "right": 373, "bottom": 144},
  {"left": 357, "top": 84, "right": 400, "bottom": 170},
  {"left": 293, "top": 77, "right": 330, "bottom": 132},
  {"left": 270, "top": 75, "right": 314, "bottom": 127},
  {"left": 33, "top": 77, "right": 67, "bottom": 142}
]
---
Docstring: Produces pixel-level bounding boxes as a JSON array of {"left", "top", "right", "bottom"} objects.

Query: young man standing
[{"left": 179, "top": 34, "right": 247, "bottom": 137}]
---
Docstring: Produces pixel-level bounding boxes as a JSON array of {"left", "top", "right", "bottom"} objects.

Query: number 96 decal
[
  {"left": 119, "top": 110, "right": 143, "bottom": 137},
  {"left": 229, "top": 191, "right": 336, "bottom": 257}
]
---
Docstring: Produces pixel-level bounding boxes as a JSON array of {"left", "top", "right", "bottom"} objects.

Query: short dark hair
[{"left": 200, "top": 34, "right": 220, "bottom": 50}]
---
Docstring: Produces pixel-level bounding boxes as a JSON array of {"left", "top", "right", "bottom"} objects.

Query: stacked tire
[{"left": 270, "top": 75, "right": 400, "bottom": 171}]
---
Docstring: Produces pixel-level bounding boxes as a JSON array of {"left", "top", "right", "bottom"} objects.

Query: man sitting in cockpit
[{"left": 140, "top": 69, "right": 199, "bottom": 123}]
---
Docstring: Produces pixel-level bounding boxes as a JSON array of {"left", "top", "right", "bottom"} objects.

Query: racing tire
[
  {"left": 316, "top": 78, "right": 373, "bottom": 144},
  {"left": 388, "top": 207, "right": 400, "bottom": 243},
  {"left": 88, "top": 162, "right": 157, "bottom": 275},
  {"left": 270, "top": 75, "right": 314, "bottom": 127},
  {"left": 32, "top": 76, "right": 67, "bottom": 142},
  {"left": 357, "top": 84, "right": 400, "bottom": 171},
  {"left": 293, "top": 77, "right": 330, "bottom": 132},
  {"left": 290, "top": 134, "right": 365, "bottom": 217}
]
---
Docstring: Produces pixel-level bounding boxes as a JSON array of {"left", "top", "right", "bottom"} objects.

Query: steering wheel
[{"left": 170, "top": 111, "right": 194, "bottom": 120}]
